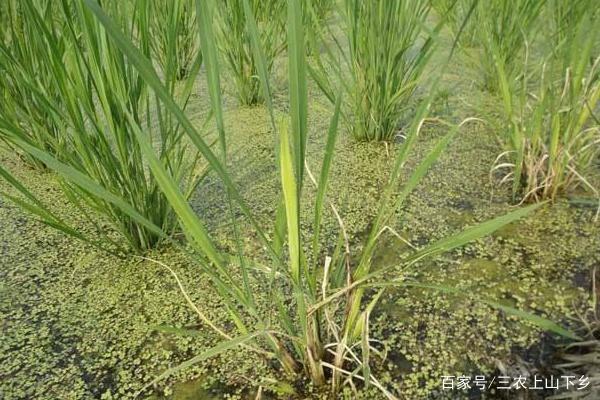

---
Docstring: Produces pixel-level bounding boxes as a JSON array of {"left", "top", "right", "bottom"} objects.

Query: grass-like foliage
[
  {"left": 473, "top": 0, "right": 544, "bottom": 93},
  {"left": 0, "top": 0, "right": 204, "bottom": 253},
  {"left": 313, "top": 0, "right": 441, "bottom": 142},
  {"left": 0, "top": 0, "right": 67, "bottom": 169},
  {"left": 214, "top": 0, "right": 286, "bottom": 105},
  {"left": 77, "top": 0, "right": 579, "bottom": 397},
  {"left": 493, "top": 9, "right": 600, "bottom": 209},
  {"left": 431, "top": 0, "right": 478, "bottom": 47},
  {"left": 0, "top": 0, "right": 583, "bottom": 396},
  {"left": 303, "top": 0, "right": 334, "bottom": 56},
  {"left": 550, "top": 0, "right": 591, "bottom": 48},
  {"left": 149, "top": 0, "right": 199, "bottom": 80}
]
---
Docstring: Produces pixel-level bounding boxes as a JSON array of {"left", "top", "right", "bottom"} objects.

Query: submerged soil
[{"left": 1, "top": 48, "right": 599, "bottom": 400}]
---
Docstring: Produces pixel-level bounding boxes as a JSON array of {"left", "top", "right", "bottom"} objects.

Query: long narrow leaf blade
[
  {"left": 11, "top": 138, "right": 167, "bottom": 240},
  {"left": 280, "top": 123, "right": 301, "bottom": 283},
  {"left": 82, "top": 0, "right": 280, "bottom": 261},
  {"left": 196, "top": 0, "right": 226, "bottom": 156},
  {"left": 136, "top": 331, "right": 263, "bottom": 396},
  {"left": 414, "top": 203, "right": 543, "bottom": 259},
  {"left": 396, "top": 282, "right": 580, "bottom": 340},
  {"left": 125, "top": 112, "right": 223, "bottom": 267},
  {"left": 312, "top": 95, "right": 342, "bottom": 261},
  {"left": 287, "top": 0, "right": 308, "bottom": 188}
]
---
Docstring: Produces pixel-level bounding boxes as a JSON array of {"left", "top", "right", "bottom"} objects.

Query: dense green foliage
[
  {"left": 472, "top": 0, "right": 545, "bottom": 93},
  {"left": 431, "top": 0, "right": 478, "bottom": 46},
  {"left": 214, "top": 0, "right": 286, "bottom": 105},
  {"left": 82, "top": 0, "right": 578, "bottom": 397},
  {"left": 149, "top": 0, "right": 199, "bottom": 80},
  {"left": 0, "top": 0, "right": 204, "bottom": 253},
  {"left": 0, "top": 0, "right": 67, "bottom": 169},
  {"left": 1, "top": 99, "right": 597, "bottom": 399},
  {"left": 492, "top": 2, "right": 600, "bottom": 206},
  {"left": 0, "top": 0, "right": 598, "bottom": 398},
  {"left": 313, "top": 0, "right": 440, "bottom": 142}
]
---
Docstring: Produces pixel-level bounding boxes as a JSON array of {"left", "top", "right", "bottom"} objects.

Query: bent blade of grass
[
  {"left": 365, "top": 281, "right": 580, "bottom": 340},
  {"left": 136, "top": 331, "right": 264, "bottom": 396},
  {"left": 392, "top": 121, "right": 461, "bottom": 215},
  {"left": 485, "top": 300, "right": 579, "bottom": 340},
  {"left": 0, "top": 185, "right": 123, "bottom": 254},
  {"left": 355, "top": 95, "right": 434, "bottom": 274},
  {"left": 344, "top": 94, "right": 442, "bottom": 342},
  {"left": 0, "top": 163, "right": 91, "bottom": 244},
  {"left": 390, "top": 282, "right": 580, "bottom": 340},
  {"left": 409, "top": 202, "right": 544, "bottom": 261},
  {"left": 0, "top": 158, "right": 58, "bottom": 214}
]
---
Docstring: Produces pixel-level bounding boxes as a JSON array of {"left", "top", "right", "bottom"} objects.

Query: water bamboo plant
[
  {"left": 472, "top": 0, "right": 545, "bottom": 93},
  {"left": 492, "top": 10, "right": 600, "bottom": 209},
  {"left": 0, "top": 0, "right": 581, "bottom": 396},
  {"left": 214, "top": 0, "right": 286, "bottom": 105},
  {"left": 0, "top": 0, "right": 67, "bottom": 169},
  {"left": 0, "top": 0, "right": 204, "bottom": 253},
  {"left": 303, "top": 0, "right": 334, "bottom": 56},
  {"left": 148, "top": 0, "right": 199, "bottom": 80},
  {"left": 549, "top": 0, "right": 592, "bottom": 49},
  {"left": 312, "top": 0, "right": 441, "bottom": 142},
  {"left": 73, "top": 0, "right": 579, "bottom": 397}
]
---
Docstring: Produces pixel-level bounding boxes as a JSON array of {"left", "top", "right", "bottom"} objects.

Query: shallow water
[{"left": 1, "top": 43, "right": 599, "bottom": 400}]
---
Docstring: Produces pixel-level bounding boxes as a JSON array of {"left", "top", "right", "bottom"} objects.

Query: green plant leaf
[
  {"left": 385, "top": 282, "right": 581, "bottom": 340},
  {"left": 136, "top": 331, "right": 264, "bottom": 396}
]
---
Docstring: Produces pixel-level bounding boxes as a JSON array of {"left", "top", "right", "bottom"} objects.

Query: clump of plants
[
  {"left": 0, "top": 0, "right": 67, "bottom": 169},
  {"left": 473, "top": 0, "right": 544, "bottom": 93},
  {"left": 0, "top": 0, "right": 585, "bottom": 397},
  {"left": 75, "top": 0, "right": 580, "bottom": 398},
  {"left": 492, "top": 9, "right": 600, "bottom": 208},
  {"left": 549, "top": 0, "right": 591, "bottom": 49},
  {"left": 148, "top": 0, "right": 199, "bottom": 80},
  {"left": 214, "top": 0, "right": 286, "bottom": 105},
  {"left": 0, "top": 0, "right": 204, "bottom": 253},
  {"left": 313, "top": 0, "right": 441, "bottom": 142}
]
